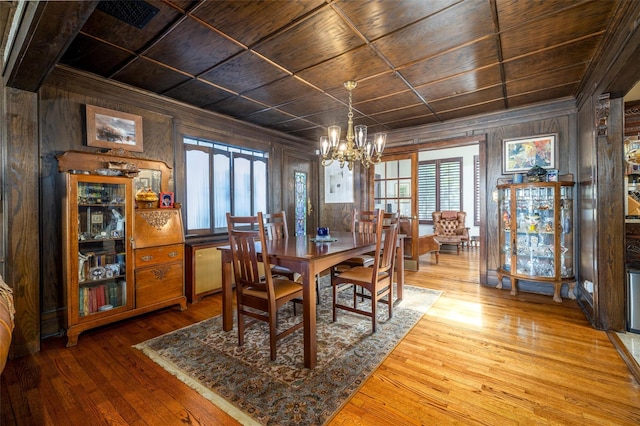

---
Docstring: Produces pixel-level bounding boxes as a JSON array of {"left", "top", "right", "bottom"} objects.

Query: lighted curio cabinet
[
  {"left": 496, "top": 181, "right": 576, "bottom": 302},
  {"left": 59, "top": 150, "right": 186, "bottom": 346}
]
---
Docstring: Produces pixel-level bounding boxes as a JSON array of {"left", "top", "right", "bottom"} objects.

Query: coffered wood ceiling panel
[{"left": 52, "top": 0, "right": 622, "bottom": 142}]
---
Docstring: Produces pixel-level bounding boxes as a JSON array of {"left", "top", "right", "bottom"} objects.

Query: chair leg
[
  {"left": 237, "top": 309, "right": 245, "bottom": 346},
  {"left": 332, "top": 280, "right": 339, "bottom": 322},
  {"left": 388, "top": 282, "right": 393, "bottom": 320},
  {"left": 353, "top": 285, "right": 358, "bottom": 308},
  {"left": 269, "top": 311, "right": 277, "bottom": 361},
  {"left": 371, "top": 288, "right": 377, "bottom": 333}
]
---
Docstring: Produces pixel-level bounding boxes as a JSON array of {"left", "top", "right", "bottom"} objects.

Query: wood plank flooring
[{"left": 2, "top": 249, "right": 639, "bottom": 425}]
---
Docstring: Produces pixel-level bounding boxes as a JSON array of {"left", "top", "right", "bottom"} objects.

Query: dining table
[{"left": 218, "top": 230, "right": 405, "bottom": 369}]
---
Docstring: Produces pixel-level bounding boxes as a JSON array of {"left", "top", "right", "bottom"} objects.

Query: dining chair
[
  {"left": 262, "top": 211, "right": 297, "bottom": 281},
  {"left": 332, "top": 209, "right": 399, "bottom": 332},
  {"left": 331, "top": 209, "right": 379, "bottom": 280},
  {"left": 262, "top": 211, "right": 319, "bottom": 313},
  {"left": 226, "top": 212, "right": 304, "bottom": 361}
]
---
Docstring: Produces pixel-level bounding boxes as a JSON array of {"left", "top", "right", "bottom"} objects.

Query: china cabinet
[
  {"left": 496, "top": 181, "right": 576, "bottom": 302},
  {"left": 59, "top": 150, "right": 186, "bottom": 346}
]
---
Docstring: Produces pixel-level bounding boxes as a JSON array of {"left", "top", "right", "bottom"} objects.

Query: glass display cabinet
[
  {"left": 496, "top": 181, "right": 576, "bottom": 302},
  {"left": 62, "top": 174, "right": 135, "bottom": 346}
]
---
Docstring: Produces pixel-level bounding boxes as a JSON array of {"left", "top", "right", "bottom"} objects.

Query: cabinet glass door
[
  {"left": 499, "top": 186, "right": 511, "bottom": 272},
  {"left": 76, "top": 179, "right": 130, "bottom": 317},
  {"left": 514, "top": 185, "right": 556, "bottom": 277},
  {"left": 559, "top": 185, "right": 573, "bottom": 277}
]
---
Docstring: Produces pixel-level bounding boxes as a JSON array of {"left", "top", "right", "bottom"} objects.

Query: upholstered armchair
[{"left": 432, "top": 211, "right": 470, "bottom": 254}]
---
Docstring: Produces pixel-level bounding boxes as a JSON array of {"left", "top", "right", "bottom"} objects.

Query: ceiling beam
[{"left": 4, "top": 1, "right": 97, "bottom": 92}]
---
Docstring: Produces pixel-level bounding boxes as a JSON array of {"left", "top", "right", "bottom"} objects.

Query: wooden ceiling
[{"left": 55, "top": 0, "right": 620, "bottom": 142}]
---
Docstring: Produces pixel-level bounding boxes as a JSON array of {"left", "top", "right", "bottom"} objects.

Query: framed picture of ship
[{"left": 86, "top": 104, "right": 143, "bottom": 152}]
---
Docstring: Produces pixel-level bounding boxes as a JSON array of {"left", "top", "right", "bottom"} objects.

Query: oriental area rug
[{"left": 134, "top": 280, "right": 442, "bottom": 426}]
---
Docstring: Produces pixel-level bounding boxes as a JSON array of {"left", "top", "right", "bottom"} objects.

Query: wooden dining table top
[{"left": 260, "top": 231, "right": 377, "bottom": 258}]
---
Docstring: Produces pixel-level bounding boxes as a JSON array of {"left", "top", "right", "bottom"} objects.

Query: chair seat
[
  {"left": 244, "top": 279, "right": 303, "bottom": 299},
  {"left": 336, "top": 266, "right": 390, "bottom": 282},
  {"left": 339, "top": 254, "right": 375, "bottom": 268},
  {"left": 271, "top": 265, "right": 299, "bottom": 281}
]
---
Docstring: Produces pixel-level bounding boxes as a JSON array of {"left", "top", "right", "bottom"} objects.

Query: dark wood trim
[
  {"left": 4, "top": 2, "right": 97, "bottom": 91},
  {"left": 576, "top": 1, "right": 640, "bottom": 106},
  {"left": 608, "top": 331, "right": 640, "bottom": 384},
  {"left": 5, "top": 88, "right": 40, "bottom": 356}
]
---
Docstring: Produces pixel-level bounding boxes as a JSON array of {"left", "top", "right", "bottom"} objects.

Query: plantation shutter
[
  {"left": 418, "top": 162, "right": 436, "bottom": 221},
  {"left": 439, "top": 159, "right": 461, "bottom": 211},
  {"left": 418, "top": 157, "right": 462, "bottom": 223}
]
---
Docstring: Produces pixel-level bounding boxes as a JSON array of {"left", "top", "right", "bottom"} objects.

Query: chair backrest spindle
[
  {"left": 263, "top": 211, "right": 289, "bottom": 240},
  {"left": 227, "top": 212, "right": 275, "bottom": 300},
  {"left": 352, "top": 209, "right": 379, "bottom": 234},
  {"left": 370, "top": 210, "right": 398, "bottom": 279}
]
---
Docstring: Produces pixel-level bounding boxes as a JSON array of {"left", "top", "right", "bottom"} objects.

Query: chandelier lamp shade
[{"left": 320, "top": 80, "right": 386, "bottom": 170}]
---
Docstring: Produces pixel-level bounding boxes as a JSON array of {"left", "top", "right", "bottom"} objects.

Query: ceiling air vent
[{"left": 96, "top": 1, "right": 159, "bottom": 29}]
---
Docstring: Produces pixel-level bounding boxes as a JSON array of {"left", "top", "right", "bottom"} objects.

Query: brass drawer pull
[
  {"left": 141, "top": 255, "right": 153, "bottom": 262},
  {"left": 168, "top": 251, "right": 178, "bottom": 258}
]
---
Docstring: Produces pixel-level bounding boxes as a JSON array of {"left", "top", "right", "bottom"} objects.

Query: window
[
  {"left": 184, "top": 137, "right": 268, "bottom": 234},
  {"left": 418, "top": 157, "right": 462, "bottom": 224},
  {"left": 373, "top": 159, "right": 412, "bottom": 217}
]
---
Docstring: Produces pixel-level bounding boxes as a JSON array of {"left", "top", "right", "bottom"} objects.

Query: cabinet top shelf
[
  {"left": 79, "top": 203, "right": 126, "bottom": 207},
  {"left": 79, "top": 237, "right": 125, "bottom": 243},
  {"left": 497, "top": 181, "right": 574, "bottom": 189}
]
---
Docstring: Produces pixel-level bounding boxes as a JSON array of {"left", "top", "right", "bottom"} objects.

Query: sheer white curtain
[{"left": 186, "top": 149, "right": 210, "bottom": 230}]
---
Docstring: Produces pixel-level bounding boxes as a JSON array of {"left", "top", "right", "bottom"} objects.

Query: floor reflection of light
[{"left": 428, "top": 299, "right": 483, "bottom": 327}]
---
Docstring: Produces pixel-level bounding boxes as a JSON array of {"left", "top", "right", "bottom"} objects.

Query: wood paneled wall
[
  {"left": 5, "top": 87, "right": 40, "bottom": 355},
  {"left": 576, "top": 93, "right": 626, "bottom": 331},
  {"left": 37, "top": 67, "right": 316, "bottom": 340},
  {"left": 571, "top": 1, "right": 640, "bottom": 332}
]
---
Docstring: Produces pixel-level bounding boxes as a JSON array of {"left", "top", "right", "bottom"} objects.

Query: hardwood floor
[{"left": 2, "top": 249, "right": 639, "bottom": 425}]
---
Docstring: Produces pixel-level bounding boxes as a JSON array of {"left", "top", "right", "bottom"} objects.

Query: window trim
[{"left": 474, "top": 154, "right": 480, "bottom": 226}]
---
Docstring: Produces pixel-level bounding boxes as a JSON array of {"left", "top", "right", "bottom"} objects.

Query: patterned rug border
[
  {"left": 134, "top": 284, "right": 442, "bottom": 426},
  {"left": 137, "top": 342, "right": 259, "bottom": 425}
]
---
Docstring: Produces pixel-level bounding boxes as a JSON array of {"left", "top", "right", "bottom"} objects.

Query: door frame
[{"left": 381, "top": 135, "right": 487, "bottom": 283}]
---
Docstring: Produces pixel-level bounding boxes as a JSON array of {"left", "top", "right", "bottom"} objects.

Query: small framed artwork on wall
[
  {"left": 86, "top": 104, "right": 144, "bottom": 152},
  {"left": 502, "top": 133, "right": 556, "bottom": 173}
]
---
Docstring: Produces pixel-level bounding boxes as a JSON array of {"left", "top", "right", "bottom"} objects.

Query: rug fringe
[{"left": 133, "top": 342, "right": 261, "bottom": 426}]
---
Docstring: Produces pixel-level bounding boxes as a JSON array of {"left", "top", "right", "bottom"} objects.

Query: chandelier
[{"left": 320, "top": 80, "right": 386, "bottom": 170}]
